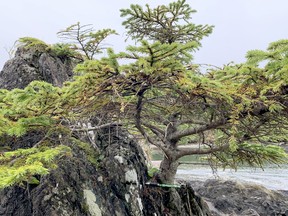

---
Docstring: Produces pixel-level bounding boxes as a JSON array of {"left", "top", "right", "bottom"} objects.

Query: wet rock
[
  {"left": 190, "top": 179, "right": 288, "bottom": 216},
  {"left": 240, "top": 208, "right": 260, "bottom": 216}
]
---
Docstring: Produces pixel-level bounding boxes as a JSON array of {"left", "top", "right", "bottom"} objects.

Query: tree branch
[
  {"left": 176, "top": 143, "right": 230, "bottom": 159},
  {"left": 177, "top": 119, "right": 207, "bottom": 126},
  {"left": 142, "top": 122, "right": 165, "bottom": 137},
  {"left": 71, "top": 122, "right": 121, "bottom": 132},
  {"left": 135, "top": 91, "right": 169, "bottom": 154},
  {"left": 135, "top": 91, "right": 156, "bottom": 144},
  {"left": 171, "top": 119, "right": 227, "bottom": 141}
]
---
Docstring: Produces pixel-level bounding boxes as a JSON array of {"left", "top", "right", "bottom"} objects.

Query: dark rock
[
  {"left": 190, "top": 179, "right": 288, "bottom": 216},
  {"left": 0, "top": 130, "right": 147, "bottom": 216},
  {"left": 0, "top": 127, "right": 211, "bottom": 216},
  {"left": 0, "top": 46, "right": 74, "bottom": 89},
  {"left": 240, "top": 208, "right": 260, "bottom": 216}
]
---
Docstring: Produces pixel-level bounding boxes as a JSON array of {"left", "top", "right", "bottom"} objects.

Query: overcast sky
[{"left": 0, "top": 0, "right": 287, "bottom": 70}]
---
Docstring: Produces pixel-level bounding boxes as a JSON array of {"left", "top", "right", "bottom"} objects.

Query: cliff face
[
  {"left": 0, "top": 128, "right": 149, "bottom": 216},
  {"left": 0, "top": 47, "right": 211, "bottom": 216},
  {"left": 0, "top": 46, "right": 74, "bottom": 89}
]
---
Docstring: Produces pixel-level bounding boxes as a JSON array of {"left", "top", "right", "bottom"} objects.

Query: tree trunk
[{"left": 158, "top": 155, "right": 179, "bottom": 184}]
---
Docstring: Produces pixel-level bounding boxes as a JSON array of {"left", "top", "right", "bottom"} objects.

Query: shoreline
[
  {"left": 185, "top": 179, "right": 288, "bottom": 216},
  {"left": 150, "top": 160, "right": 288, "bottom": 191}
]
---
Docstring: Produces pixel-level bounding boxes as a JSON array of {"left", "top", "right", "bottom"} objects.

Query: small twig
[
  {"left": 178, "top": 162, "right": 209, "bottom": 166},
  {"left": 33, "top": 133, "right": 50, "bottom": 148},
  {"left": 71, "top": 122, "right": 122, "bottom": 132},
  {"left": 186, "top": 187, "right": 193, "bottom": 216}
]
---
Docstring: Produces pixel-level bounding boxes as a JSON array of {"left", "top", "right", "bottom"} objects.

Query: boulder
[
  {"left": 0, "top": 46, "right": 74, "bottom": 89},
  {"left": 190, "top": 179, "right": 288, "bottom": 216}
]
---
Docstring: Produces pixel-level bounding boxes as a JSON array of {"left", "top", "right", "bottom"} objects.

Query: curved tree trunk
[{"left": 158, "top": 155, "right": 179, "bottom": 184}]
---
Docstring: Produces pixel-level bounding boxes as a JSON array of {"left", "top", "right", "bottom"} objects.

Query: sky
[{"left": 0, "top": 0, "right": 287, "bottom": 70}]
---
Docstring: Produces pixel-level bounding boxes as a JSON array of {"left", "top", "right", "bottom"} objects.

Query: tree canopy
[
  {"left": 0, "top": 0, "right": 287, "bottom": 187},
  {"left": 120, "top": 0, "right": 213, "bottom": 44}
]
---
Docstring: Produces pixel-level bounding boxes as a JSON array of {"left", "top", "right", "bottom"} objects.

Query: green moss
[
  {"left": 18, "top": 37, "right": 49, "bottom": 52},
  {"left": 18, "top": 37, "right": 82, "bottom": 60},
  {"left": 148, "top": 167, "right": 159, "bottom": 178},
  {"left": 81, "top": 202, "right": 89, "bottom": 214},
  {"left": 70, "top": 138, "right": 99, "bottom": 166},
  {"left": 50, "top": 43, "right": 82, "bottom": 60}
]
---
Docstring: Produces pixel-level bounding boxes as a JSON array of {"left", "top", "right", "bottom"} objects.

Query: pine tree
[
  {"left": 120, "top": 0, "right": 213, "bottom": 45},
  {"left": 0, "top": 1, "right": 287, "bottom": 188}
]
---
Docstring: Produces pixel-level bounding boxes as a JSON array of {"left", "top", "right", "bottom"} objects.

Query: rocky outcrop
[
  {"left": 0, "top": 127, "right": 211, "bottom": 216},
  {"left": 189, "top": 179, "right": 288, "bottom": 216},
  {"left": 0, "top": 46, "right": 74, "bottom": 89},
  {"left": 0, "top": 128, "right": 147, "bottom": 215},
  {"left": 0, "top": 47, "right": 211, "bottom": 215}
]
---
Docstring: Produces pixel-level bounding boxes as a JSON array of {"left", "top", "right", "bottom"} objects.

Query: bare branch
[
  {"left": 177, "top": 119, "right": 207, "bottom": 126},
  {"left": 176, "top": 143, "right": 230, "bottom": 159},
  {"left": 135, "top": 92, "right": 156, "bottom": 144},
  {"left": 134, "top": 91, "right": 170, "bottom": 154},
  {"left": 72, "top": 122, "right": 121, "bottom": 132},
  {"left": 178, "top": 162, "right": 209, "bottom": 166},
  {"left": 171, "top": 119, "right": 227, "bottom": 141},
  {"left": 142, "top": 122, "right": 165, "bottom": 137}
]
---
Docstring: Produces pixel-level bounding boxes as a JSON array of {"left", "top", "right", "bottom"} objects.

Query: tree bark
[{"left": 158, "top": 155, "right": 179, "bottom": 184}]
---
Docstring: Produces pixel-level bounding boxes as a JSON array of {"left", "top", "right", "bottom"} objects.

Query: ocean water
[{"left": 176, "top": 164, "right": 288, "bottom": 191}]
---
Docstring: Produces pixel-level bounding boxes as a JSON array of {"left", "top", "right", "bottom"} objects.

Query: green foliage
[
  {"left": 17, "top": 37, "right": 82, "bottom": 61},
  {"left": 64, "top": 10, "right": 287, "bottom": 183},
  {"left": 70, "top": 138, "right": 99, "bottom": 166},
  {"left": 0, "top": 145, "right": 71, "bottom": 188},
  {"left": 69, "top": 35, "right": 288, "bottom": 181},
  {"left": 148, "top": 167, "right": 159, "bottom": 178},
  {"left": 18, "top": 37, "right": 49, "bottom": 52},
  {"left": 121, "top": 0, "right": 213, "bottom": 44},
  {"left": 245, "top": 39, "right": 288, "bottom": 97},
  {"left": 0, "top": 81, "right": 65, "bottom": 137},
  {"left": 119, "top": 40, "right": 197, "bottom": 67},
  {"left": 210, "top": 143, "right": 288, "bottom": 170},
  {"left": 50, "top": 43, "right": 82, "bottom": 60},
  {"left": 246, "top": 39, "right": 288, "bottom": 66},
  {"left": 1, "top": 1, "right": 288, "bottom": 186},
  {"left": 57, "top": 22, "right": 117, "bottom": 60}
]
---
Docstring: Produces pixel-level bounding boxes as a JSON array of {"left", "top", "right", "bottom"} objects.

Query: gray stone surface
[
  {"left": 0, "top": 46, "right": 74, "bottom": 89},
  {"left": 189, "top": 179, "right": 288, "bottom": 216}
]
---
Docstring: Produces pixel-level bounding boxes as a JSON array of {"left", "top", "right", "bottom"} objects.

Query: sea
[{"left": 176, "top": 163, "right": 288, "bottom": 191}]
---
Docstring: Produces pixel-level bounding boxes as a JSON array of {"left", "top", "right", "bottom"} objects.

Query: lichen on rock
[{"left": 83, "top": 190, "right": 102, "bottom": 216}]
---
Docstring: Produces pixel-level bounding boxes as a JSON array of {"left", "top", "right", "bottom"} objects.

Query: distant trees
[{"left": 0, "top": 0, "right": 287, "bottom": 187}]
